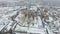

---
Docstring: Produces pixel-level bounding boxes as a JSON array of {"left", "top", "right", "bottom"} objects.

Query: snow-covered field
[{"left": 0, "top": 0, "right": 60, "bottom": 34}]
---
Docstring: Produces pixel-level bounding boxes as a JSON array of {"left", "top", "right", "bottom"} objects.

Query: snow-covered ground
[{"left": 0, "top": 0, "right": 60, "bottom": 34}]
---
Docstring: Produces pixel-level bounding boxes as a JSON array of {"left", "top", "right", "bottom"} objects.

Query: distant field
[{"left": 0, "top": 0, "right": 60, "bottom": 7}]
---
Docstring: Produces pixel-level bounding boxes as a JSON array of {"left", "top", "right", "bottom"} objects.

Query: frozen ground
[{"left": 0, "top": 0, "right": 60, "bottom": 34}]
